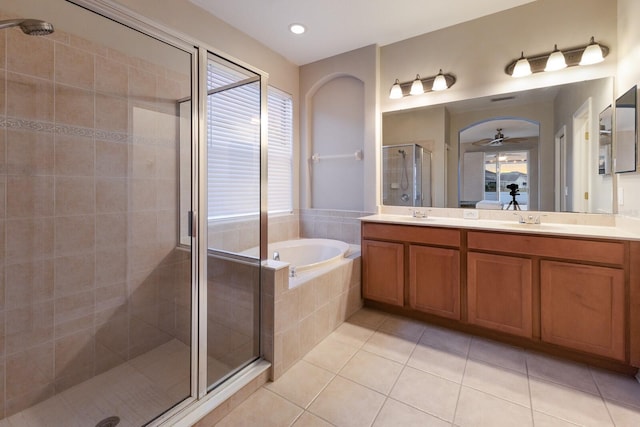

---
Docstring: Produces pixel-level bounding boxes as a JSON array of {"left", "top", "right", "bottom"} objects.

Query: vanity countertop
[{"left": 360, "top": 214, "right": 640, "bottom": 241}]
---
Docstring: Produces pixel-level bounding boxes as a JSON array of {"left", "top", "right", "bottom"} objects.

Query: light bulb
[
  {"left": 410, "top": 75, "right": 424, "bottom": 96},
  {"left": 580, "top": 37, "right": 604, "bottom": 65},
  {"left": 545, "top": 45, "right": 567, "bottom": 72},
  {"left": 432, "top": 70, "right": 448, "bottom": 91},
  {"left": 389, "top": 79, "right": 403, "bottom": 99},
  {"left": 512, "top": 52, "right": 532, "bottom": 77}
]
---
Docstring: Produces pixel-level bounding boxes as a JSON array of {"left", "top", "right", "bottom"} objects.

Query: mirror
[
  {"left": 382, "top": 77, "right": 614, "bottom": 213},
  {"left": 614, "top": 86, "right": 637, "bottom": 173}
]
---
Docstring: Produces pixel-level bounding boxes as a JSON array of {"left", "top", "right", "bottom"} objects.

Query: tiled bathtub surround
[
  {"left": 300, "top": 209, "right": 374, "bottom": 245},
  {"left": 0, "top": 12, "right": 192, "bottom": 417},
  {"left": 262, "top": 250, "right": 363, "bottom": 380}
]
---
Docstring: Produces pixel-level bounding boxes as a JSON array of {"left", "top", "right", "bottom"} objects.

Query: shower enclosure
[
  {"left": 382, "top": 144, "right": 432, "bottom": 207},
  {"left": 0, "top": 0, "right": 264, "bottom": 425}
]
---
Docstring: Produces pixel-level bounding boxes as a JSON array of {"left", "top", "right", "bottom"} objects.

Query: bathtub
[{"left": 245, "top": 238, "right": 351, "bottom": 281}]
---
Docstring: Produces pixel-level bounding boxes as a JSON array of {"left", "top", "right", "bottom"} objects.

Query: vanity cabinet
[
  {"left": 541, "top": 260, "right": 625, "bottom": 361},
  {"left": 362, "top": 223, "right": 461, "bottom": 313},
  {"left": 362, "top": 220, "right": 639, "bottom": 370},
  {"left": 467, "top": 252, "right": 532, "bottom": 338}
]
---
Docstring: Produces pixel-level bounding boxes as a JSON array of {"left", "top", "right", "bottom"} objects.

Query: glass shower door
[
  {"left": 204, "top": 54, "right": 262, "bottom": 390},
  {"left": 0, "top": 0, "right": 196, "bottom": 424}
]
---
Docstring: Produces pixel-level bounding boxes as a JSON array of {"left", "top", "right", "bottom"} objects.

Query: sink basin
[{"left": 499, "top": 222, "right": 567, "bottom": 231}]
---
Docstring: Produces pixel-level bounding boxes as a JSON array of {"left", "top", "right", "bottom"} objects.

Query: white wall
[{"left": 617, "top": 0, "right": 640, "bottom": 217}]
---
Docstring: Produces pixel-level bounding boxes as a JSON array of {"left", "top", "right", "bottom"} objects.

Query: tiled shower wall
[{"left": 0, "top": 16, "right": 191, "bottom": 416}]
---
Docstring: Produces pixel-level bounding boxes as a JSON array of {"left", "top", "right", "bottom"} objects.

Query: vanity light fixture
[
  {"left": 506, "top": 36, "right": 609, "bottom": 77},
  {"left": 388, "top": 70, "right": 456, "bottom": 99}
]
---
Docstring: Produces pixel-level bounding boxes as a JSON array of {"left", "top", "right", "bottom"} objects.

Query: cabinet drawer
[
  {"left": 362, "top": 223, "right": 460, "bottom": 247},
  {"left": 467, "top": 231, "right": 625, "bottom": 266}
]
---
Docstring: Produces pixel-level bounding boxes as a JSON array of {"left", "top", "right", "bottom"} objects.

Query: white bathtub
[{"left": 268, "top": 238, "right": 350, "bottom": 273}]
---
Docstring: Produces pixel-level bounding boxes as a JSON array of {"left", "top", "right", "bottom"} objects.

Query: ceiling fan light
[
  {"left": 580, "top": 37, "right": 604, "bottom": 65},
  {"left": 545, "top": 45, "right": 567, "bottom": 72},
  {"left": 432, "top": 70, "right": 448, "bottom": 91},
  {"left": 512, "top": 52, "right": 532, "bottom": 77},
  {"left": 410, "top": 75, "right": 424, "bottom": 96},
  {"left": 389, "top": 79, "right": 403, "bottom": 99}
]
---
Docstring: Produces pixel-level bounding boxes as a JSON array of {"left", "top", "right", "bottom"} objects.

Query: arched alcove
[{"left": 310, "top": 75, "right": 365, "bottom": 210}]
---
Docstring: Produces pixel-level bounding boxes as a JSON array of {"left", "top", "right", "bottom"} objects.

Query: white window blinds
[{"left": 207, "top": 61, "right": 293, "bottom": 220}]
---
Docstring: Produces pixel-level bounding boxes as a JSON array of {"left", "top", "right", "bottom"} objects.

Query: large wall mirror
[
  {"left": 382, "top": 77, "right": 615, "bottom": 214},
  {"left": 614, "top": 85, "right": 637, "bottom": 173}
]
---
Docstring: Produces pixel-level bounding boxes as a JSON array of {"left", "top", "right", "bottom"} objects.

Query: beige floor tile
[
  {"left": 462, "top": 359, "right": 530, "bottom": 407},
  {"left": 390, "top": 366, "right": 460, "bottom": 422},
  {"left": 529, "top": 378, "right": 613, "bottom": 427},
  {"left": 266, "top": 360, "right": 334, "bottom": 408},
  {"left": 372, "top": 398, "right": 450, "bottom": 427},
  {"left": 454, "top": 386, "right": 533, "bottom": 427},
  {"left": 308, "top": 376, "right": 385, "bottom": 427},
  {"left": 339, "top": 350, "right": 404, "bottom": 395},
  {"left": 292, "top": 411, "right": 334, "bottom": 427},
  {"left": 525, "top": 351, "right": 599, "bottom": 394},
  {"left": 216, "top": 388, "right": 302, "bottom": 427},
  {"left": 605, "top": 400, "right": 640, "bottom": 427},
  {"left": 468, "top": 337, "right": 526, "bottom": 373},
  {"left": 362, "top": 331, "right": 417, "bottom": 364},
  {"left": 304, "top": 335, "right": 359, "bottom": 373},
  {"left": 591, "top": 368, "right": 640, "bottom": 408},
  {"left": 407, "top": 341, "right": 467, "bottom": 383},
  {"left": 377, "top": 315, "right": 426, "bottom": 341},
  {"left": 346, "top": 308, "right": 388, "bottom": 329},
  {"left": 330, "top": 322, "right": 375, "bottom": 348},
  {"left": 533, "top": 411, "right": 582, "bottom": 426},
  {"left": 419, "top": 323, "right": 470, "bottom": 356}
]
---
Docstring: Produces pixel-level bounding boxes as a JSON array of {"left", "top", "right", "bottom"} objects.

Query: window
[
  {"left": 206, "top": 60, "right": 293, "bottom": 220},
  {"left": 267, "top": 87, "right": 293, "bottom": 214}
]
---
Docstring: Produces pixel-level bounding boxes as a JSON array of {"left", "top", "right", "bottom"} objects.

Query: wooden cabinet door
[
  {"left": 409, "top": 245, "right": 460, "bottom": 319},
  {"left": 467, "top": 252, "right": 533, "bottom": 338},
  {"left": 541, "top": 260, "right": 625, "bottom": 361},
  {"left": 362, "top": 239, "right": 404, "bottom": 306}
]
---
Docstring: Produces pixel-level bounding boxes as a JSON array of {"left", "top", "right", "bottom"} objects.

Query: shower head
[
  {"left": 0, "top": 19, "right": 54, "bottom": 36},
  {"left": 398, "top": 149, "right": 406, "bottom": 158}
]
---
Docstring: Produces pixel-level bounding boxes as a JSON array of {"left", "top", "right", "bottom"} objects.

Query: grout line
[{"left": 589, "top": 366, "right": 618, "bottom": 427}]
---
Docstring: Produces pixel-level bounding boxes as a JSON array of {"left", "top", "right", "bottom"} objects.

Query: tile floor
[{"left": 214, "top": 308, "right": 640, "bottom": 427}]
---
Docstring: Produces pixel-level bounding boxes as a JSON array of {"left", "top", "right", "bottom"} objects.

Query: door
[
  {"left": 409, "top": 245, "right": 460, "bottom": 319},
  {"left": 541, "top": 260, "right": 625, "bottom": 360},
  {"left": 205, "top": 54, "right": 263, "bottom": 390},
  {"left": 467, "top": 252, "right": 533, "bottom": 338},
  {"left": 362, "top": 240, "right": 404, "bottom": 306}
]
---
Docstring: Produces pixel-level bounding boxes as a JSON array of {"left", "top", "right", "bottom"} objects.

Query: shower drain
[{"left": 95, "top": 416, "right": 120, "bottom": 427}]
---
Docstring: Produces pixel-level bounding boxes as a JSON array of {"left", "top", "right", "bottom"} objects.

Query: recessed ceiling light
[{"left": 289, "top": 23, "right": 306, "bottom": 35}]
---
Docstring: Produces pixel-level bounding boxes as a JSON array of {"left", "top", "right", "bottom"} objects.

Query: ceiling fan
[{"left": 471, "top": 128, "right": 529, "bottom": 146}]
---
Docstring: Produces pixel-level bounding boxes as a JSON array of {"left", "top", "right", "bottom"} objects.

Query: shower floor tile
[{"left": 2, "top": 339, "right": 198, "bottom": 427}]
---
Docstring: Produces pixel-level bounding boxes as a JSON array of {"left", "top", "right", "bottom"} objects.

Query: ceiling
[{"left": 190, "top": 0, "right": 536, "bottom": 65}]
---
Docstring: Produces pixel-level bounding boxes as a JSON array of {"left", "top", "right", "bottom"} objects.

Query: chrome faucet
[
  {"left": 273, "top": 251, "right": 280, "bottom": 261},
  {"left": 514, "top": 213, "right": 541, "bottom": 224},
  {"left": 412, "top": 209, "right": 428, "bottom": 219}
]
